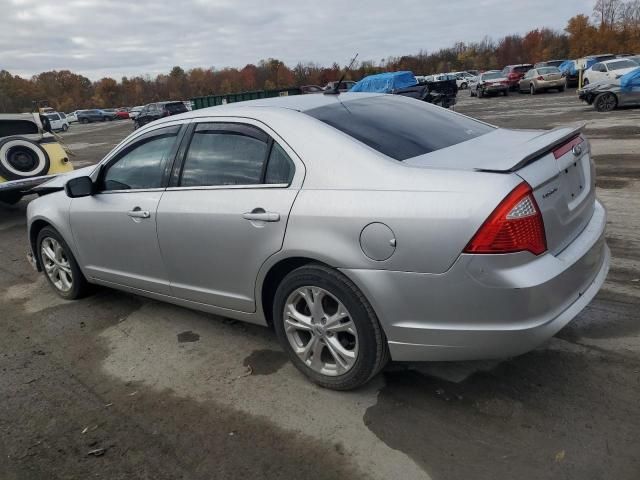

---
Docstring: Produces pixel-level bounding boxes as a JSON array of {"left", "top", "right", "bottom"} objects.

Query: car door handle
[
  {"left": 242, "top": 210, "right": 280, "bottom": 222},
  {"left": 127, "top": 209, "right": 150, "bottom": 219}
]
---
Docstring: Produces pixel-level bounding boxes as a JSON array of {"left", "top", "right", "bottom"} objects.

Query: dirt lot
[{"left": 1, "top": 94, "right": 639, "bottom": 480}]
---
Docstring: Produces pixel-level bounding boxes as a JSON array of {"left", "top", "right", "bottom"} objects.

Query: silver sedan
[{"left": 26, "top": 93, "right": 609, "bottom": 390}]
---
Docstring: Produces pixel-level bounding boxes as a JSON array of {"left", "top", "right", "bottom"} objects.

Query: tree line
[{"left": 1, "top": 0, "right": 639, "bottom": 113}]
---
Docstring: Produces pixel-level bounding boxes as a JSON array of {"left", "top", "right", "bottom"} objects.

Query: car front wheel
[
  {"left": 37, "top": 227, "right": 89, "bottom": 300},
  {"left": 273, "top": 264, "right": 388, "bottom": 390},
  {"left": 594, "top": 92, "right": 617, "bottom": 112}
]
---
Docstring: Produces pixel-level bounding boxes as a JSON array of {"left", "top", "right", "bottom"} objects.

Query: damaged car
[
  {"left": 578, "top": 68, "right": 640, "bottom": 112},
  {"left": 0, "top": 113, "right": 74, "bottom": 205}
]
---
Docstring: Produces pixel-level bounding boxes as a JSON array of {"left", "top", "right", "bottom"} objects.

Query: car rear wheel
[
  {"left": 62, "top": 124, "right": 69, "bottom": 132},
  {"left": 477, "top": 88, "right": 484, "bottom": 98},
  {"left": 460, "top": 82, "right": 467, "bottom": 89},
  {"left": 273, "top": 264, "right": 388, "bottom": 390},
  {"left": 37, "top": 227, "right": 89, "bottom": 300},
  {"left": 530, "top": 84, "right": 536, "bottom": 95},
  {"left": 81, "top": 118, "right": 89, "bottom": 124},
  {"left": 594, "top": 92, "right": 617, "bottom": 112},
  {"left": 0, "top": 137, "right": 50, "bottom": 180}
]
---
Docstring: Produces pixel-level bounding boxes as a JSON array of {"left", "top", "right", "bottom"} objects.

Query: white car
[
  {"left": 449, "top": 71, "right": 477, "bottom": 89},
  {"left": 128, "top": 106, "right": 144, "bottom": 119},
  {"left": 45, "top": 112, "right": 70, "bottom": 132},
  {"left": 584, "top": 58, "right": 640, "bottom": 85},
  {"left": 66, "top": 111, "right": 79, "bottom": 123}
]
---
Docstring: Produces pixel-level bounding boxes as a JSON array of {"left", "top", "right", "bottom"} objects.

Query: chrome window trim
[
  {"left": 96, "top": 188, "right": 167, "bottom": 195},
  {"left": 165, "top": 183, "right": 289, "bottom": 192}
]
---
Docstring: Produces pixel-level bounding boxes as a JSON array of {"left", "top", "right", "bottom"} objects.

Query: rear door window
[
  {"left": 180, "top": 123, "right": 269, "bottom": 187},
  {"left": 165, "top": 102, "right": 188, "bottom": 114},
  {"left": 305, "top": 96, "right": 493, "bottom": 161}
]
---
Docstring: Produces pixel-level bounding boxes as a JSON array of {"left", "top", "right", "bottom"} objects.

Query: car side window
[
  {"left": 265, "top": 142, "right": 295, "bottom": 185},
  {"left": 180, "top": 123, "right": 269, "bottom": 187},
  {"left": 101, "top": 125, "right": 180, "bottom": 191}
]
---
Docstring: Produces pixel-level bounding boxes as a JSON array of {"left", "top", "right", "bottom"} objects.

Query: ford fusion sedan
[{"left": 26, "top": 93, "right": 609, "bottom": 390}]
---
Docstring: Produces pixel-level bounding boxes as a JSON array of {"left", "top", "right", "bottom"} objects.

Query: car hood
[{"left": 404, "top": 125, "right": 583, "bottom": 172}]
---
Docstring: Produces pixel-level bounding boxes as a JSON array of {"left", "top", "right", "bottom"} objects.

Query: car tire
[
  {"left": 273, "top": 263, "right": 389, "bottom": 390},
  {"left": 478, "top": 88, "right": 484, "bottom": 98},
  {"left": 503, "top": 89, "right": 509, "bottom": 96},
  {"left": 460, "top": 82, "right": 467, "bottom": 90},
  {"left": 62, "top": 124, "right": 69, "bottom": 132},
  {"left": 530, "top": 84, "right": 536, "bottom": 95},
  {"left": 559, "top": 86, "right": 565, "bottom": 92},
  {"left": 594, "top": 92, "right": 617, "bottom": 112},
  {"left": 0, "top": 137, "right": 50, "bottom": 180},
  {"left": 81, "top": 118, "right": 89, "bottom": 124},
  {"left": 37, "top": 226, "right": 89, "bottom": 300}
]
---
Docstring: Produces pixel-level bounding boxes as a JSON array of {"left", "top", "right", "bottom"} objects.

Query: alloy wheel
[
  {"left": 41, "top": 237, "right": 73, "bottom": 292},
  {"left": 283, "top": 286, "right": 359, "bottom": 376}
]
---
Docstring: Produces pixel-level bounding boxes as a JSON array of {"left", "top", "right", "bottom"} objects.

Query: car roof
[{"left": 182, "top": 92, "right": 384, "bottom": 117}]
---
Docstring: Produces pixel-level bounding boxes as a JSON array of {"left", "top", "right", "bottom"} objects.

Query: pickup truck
[{"left": 0, "top": 113, "right": 73, "bottom": 205}]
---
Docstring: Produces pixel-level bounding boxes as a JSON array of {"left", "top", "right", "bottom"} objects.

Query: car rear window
[
  {"left": 304, "top": 96, "right": 494, "bottom": 161},
  {"left": 164, "top": 102, "right": 188, "bottom": 114},
  {"left": 513, "top": 66, "right": 532, "bottom": 73},
  {"left": 482, "top": 72, "right": 502, "bottom": 80},
  {"left": 538, "top": 67, "right": 560, "bottom": 74}
]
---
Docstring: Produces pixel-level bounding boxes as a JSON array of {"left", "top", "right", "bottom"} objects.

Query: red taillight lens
[
  {"left": 464, "top": 182, "right": 547, "bottom": 255},
  {"left": 552, "top": 136, "right": 583, "bottom": 159},
  {"left": 537, "top": 76, "right": 544, "bottom": 80}
]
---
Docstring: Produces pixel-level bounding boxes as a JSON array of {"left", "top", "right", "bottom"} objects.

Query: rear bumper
[
  {"left": 536, "top": 79, "right": 566, "bottom": 89},
  {"left": 342, "top": 200, "right": 609, "bottom": 361}
]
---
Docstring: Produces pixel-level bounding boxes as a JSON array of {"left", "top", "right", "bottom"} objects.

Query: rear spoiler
[{"left": 477, "top": 124, "right": 585, "bottom": 173}]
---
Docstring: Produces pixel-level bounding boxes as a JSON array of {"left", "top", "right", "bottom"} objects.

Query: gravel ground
[{"left": 1, "top": 93, "right": 639, "bottom": 480}]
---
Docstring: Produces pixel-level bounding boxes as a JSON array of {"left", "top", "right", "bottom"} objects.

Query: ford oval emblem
[{"left": 572, "top": 144, "right": 583, "bottom": 157}]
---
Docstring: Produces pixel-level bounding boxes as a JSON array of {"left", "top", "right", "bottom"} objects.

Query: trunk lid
[{"left": 405, "top": 125, "right": 596, "bottom": 254}]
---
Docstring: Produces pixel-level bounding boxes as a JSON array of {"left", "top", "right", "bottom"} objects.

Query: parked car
[
  {"left": 583, "top": 58, "right": 640, "bottom": 85},
  {"left": 25, "top": 93, "right": 609, "bottom": 390},
  {"left": 76, "top": 109, "right": 107, "bottom": 124},
  {"left": 518, "top": 67, "right": 566, "bottom": 94},
  {"left": 45, "top": 112, "right": 70, "bottom": 132},
  {"left": 115, "top": 109, "right": 130, "bottom": 120},
  {"left": 351, "top": 71, "right": 458, "bottom": 109},
  {"left": 128, "top": 106, "right": 144, "bottom": 120},
  {"left": 450, "top": 71, "right": 476, "bottom": 89},
  {"left": 0, "top": 113, "right": 73, "bottom": 204},
  {"left": 133, "top": 101, "right": 189, "bottom": 129},
  {"left": 578, "top": 68, "right": 640, "bottom": 112},
  {"left": 470, "top": 70, "right": 509, "bottom": 97},
  {"left": 501, "top": 64, "right": 534, "bottom": 90},
  {"left": 301, "top": 85, "right": 324, "bottom": 94},
  {"left": 534, "top": 60, "right": 566, "bottom": 69},
  {"left": 323, "top": 80, "right": 356, "bottom": 92},
  {"left": 100, "top": 109, "right": 118, "bottom": 121},
  {"left": 628, "top": 55, "right": 640, "bottom": 66},
  {"left": 66, "top": 111, "right": 79, "bottom": 123}
]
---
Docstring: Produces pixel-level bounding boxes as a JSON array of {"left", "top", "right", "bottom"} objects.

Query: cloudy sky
[{"left": 1, "top": 0, "right": 595, "bottom": 80}]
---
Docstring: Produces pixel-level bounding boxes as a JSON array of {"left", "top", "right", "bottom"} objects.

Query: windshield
[
  {"left": 482, "top": 72, "right": 502, "bottom": 80},
  {"left": 304, "top": 96, "right": 493, "bottom": 161},
  {"left": 538, "top": 67, "right": 560, "bottom": 75},
  {"left": 607, "top": 60, "right": 638, "bottom": 71}
]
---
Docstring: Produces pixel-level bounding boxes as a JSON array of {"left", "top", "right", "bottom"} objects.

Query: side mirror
[{"left": 65, "top": 176, "right": 94, "bottom": 198}]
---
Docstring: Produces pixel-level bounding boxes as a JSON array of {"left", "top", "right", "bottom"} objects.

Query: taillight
[
  {"left": 537, "top": 76, "right": 544, "bottom": 80},
  {"left": 552, "top": 136, "right": 583, "bottom": 159},
  {"left": 464, "top": 182, "right": 547, "bottom": 255}
]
